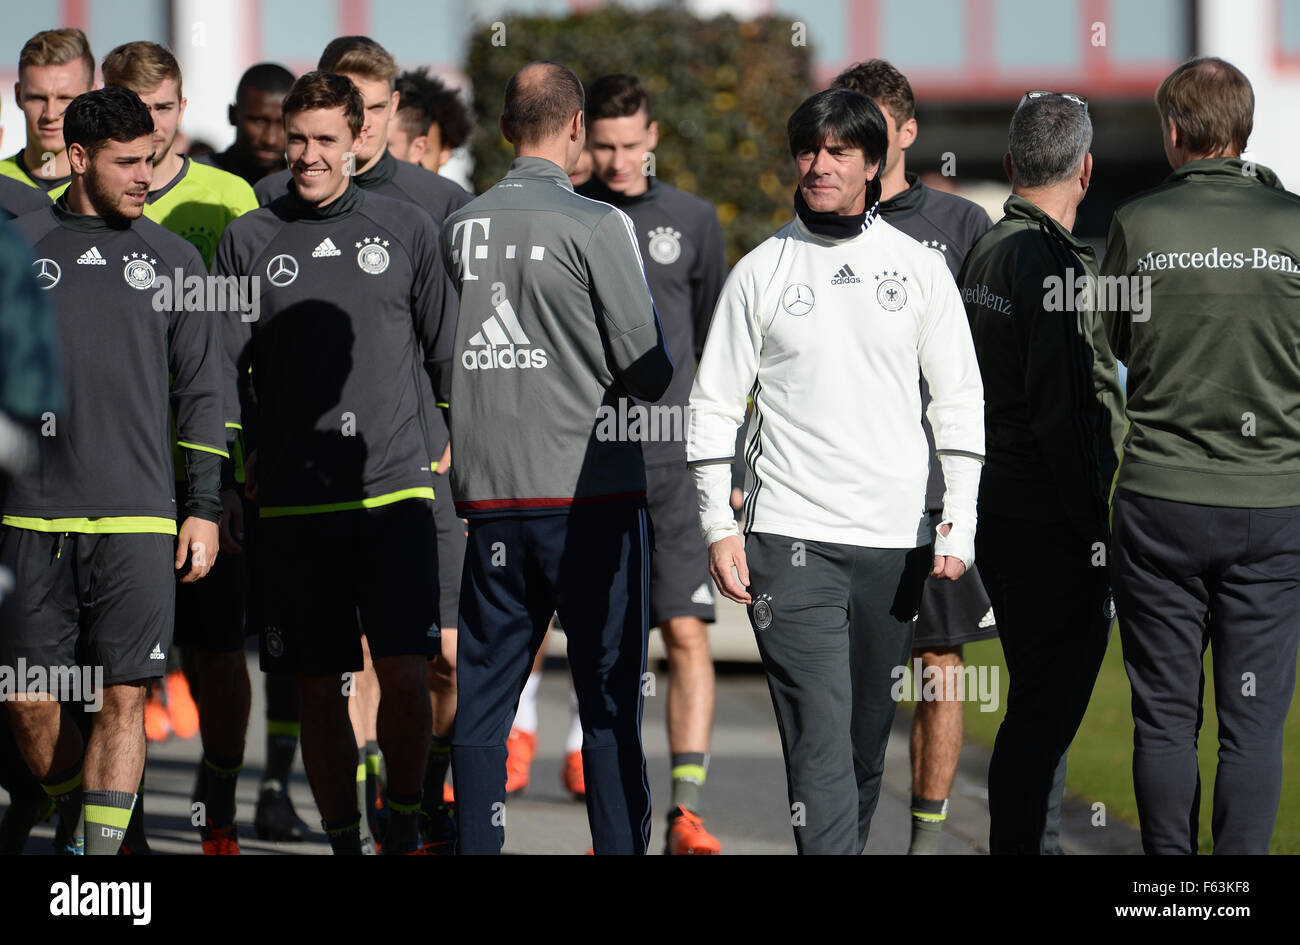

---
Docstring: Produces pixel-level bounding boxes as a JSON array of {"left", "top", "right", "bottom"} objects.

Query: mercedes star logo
[
  {"left": 266, "top": 254, "right": 299, "bottom": 287},
  {"left": 33, "top": 258, "right": 61, "bottom": 290},
  {"left": 782, "top": 283, "right": 814, "bottom": 316}
]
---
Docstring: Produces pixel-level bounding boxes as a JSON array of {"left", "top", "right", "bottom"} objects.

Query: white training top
[{"left": 687, "top": 212, "right": 985, "bottom": 566}]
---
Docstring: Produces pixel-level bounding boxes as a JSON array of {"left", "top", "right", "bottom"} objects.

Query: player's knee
[
  {"left": 373, "top": 655, "right": 427, "bottom": 702},
  {"left": 916, "top": 646, "right": 963, "bottom": 668},
  {"left": 661, "top": 617, "right": 710, "bottom": 654}
]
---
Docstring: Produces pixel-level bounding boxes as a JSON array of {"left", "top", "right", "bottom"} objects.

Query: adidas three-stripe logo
[
  {"left": 831, "top": 263, "right": 860, "bottom": 285},
  {"left": 312, "top": 237, "right": 342, "bottom": 257},
  {"left": 461, "top": 296, "right": 548, "bottom": 370},
  {"left": 77, "top": 246, "right": 107, "bottom": 265}
]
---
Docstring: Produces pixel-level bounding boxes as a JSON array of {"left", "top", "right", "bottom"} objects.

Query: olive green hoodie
[{"left": 1101, "top": 158, "right": 1300, "bottom": 507}]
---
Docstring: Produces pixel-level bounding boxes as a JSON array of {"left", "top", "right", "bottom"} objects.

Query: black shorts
[
  {"left": 258, "top": 499, "right": 440, "bottom": 675},
  {"left": 645, "top": 463, "right": 715, "bottom": 626},
  {"left": 174, "top": 534, "right": 247, "bottom": 653},
  {"left": 0, "top": 526, "right": 175, "bottom": 685},
  {"left": 912, "top": 512, "right": 997, "bottom": 650}
]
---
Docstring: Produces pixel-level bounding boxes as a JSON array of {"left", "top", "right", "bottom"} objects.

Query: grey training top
[{"left": 440, "top": 156, "right": 673, "bottom": 515}]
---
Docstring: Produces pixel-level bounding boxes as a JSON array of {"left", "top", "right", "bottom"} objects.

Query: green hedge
[{"left": 465, "top": 4, "right": 813, "bottom": 265}]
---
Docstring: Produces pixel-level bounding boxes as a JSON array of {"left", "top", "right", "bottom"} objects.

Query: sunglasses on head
[{"left": 1017, "top": 90, "right": 1089, "bottom": 112}]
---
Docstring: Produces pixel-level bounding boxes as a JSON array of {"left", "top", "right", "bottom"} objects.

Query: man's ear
[
  {"left": 68, "top": 141, "right": 88, "bottom": 174},
  {"left": 1080, "top": 151, "right": 1093, "bottom": 191},
  {"left": 498, "top": 114, "right": 513, "bottom": 144},
  {"left": 865, "top": 158, "right": 881, "bottom": 181},
  {"left": 898, "top": 116, "right": 918, "bottom": 152},
  {"left": 227, "top": 102, "right": 237, "bottom": 127},
  {"left": 1002, "top": 152, "right": 1014, "bottom": 185},
  {"left": 571, "top": 109, "right": 584, "bottom": 141},
  {"left": 408, "top": 134, "right": 429, "bottom": 164},
  {"left": 646, "top": 118, "right": 659, "bottom": 152}
]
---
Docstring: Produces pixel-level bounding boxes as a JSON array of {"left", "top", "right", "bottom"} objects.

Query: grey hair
[{"left": 1008, "top": 95, "right": 1092, "bottom": 188}]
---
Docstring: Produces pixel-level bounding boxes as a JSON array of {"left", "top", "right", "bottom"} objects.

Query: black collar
[
  {"left": 879, "top": 172, "right": 925, "bottom": 218},
  {"left": 51, "top": 194, "right": 133, "bottom": 232},
  {"left": 793, "top": 176, "right": 881, "bottom": 239},
  {"left": 355, "top": 149, "right": 397, "bottom": 189},
  {"left": 577, "top": 174, "right": 657, "bottom": 207},
  {"left": 285, "top": 179, "right": 363, "bottom": 220}
]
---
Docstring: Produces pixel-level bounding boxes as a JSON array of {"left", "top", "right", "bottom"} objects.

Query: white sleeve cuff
[
  {"left": 934, "top": 452, "right": 982, "bottom": 569},
  {"left": 692, "top": 461, "right": 739, "bottom": 545}
]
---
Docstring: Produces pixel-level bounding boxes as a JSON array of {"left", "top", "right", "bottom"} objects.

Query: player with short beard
[
  {"left": 98, "top": 40, "right": 260, "bottom": 856},
  {"left": 3, "top": 85, "right": 226, "bottom": 857}
]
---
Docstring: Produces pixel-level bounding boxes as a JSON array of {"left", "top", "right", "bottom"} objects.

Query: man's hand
[
  {"left": 708, "top": 534, "right": 751, "bottom": 604},
  {"left": 436, "top": 442, "right": 451, "bottom": 475},
  {"left": 931, "top": 521, "right": 967, "bottom": 581},
  {"left": 177, "top": 516, "right": 219, "bottom": 583},
  {"left": 243, "top": 448, "right": 258, "bottom": 503},
  {"left": 218, "top": 488, "right": 244, "bottom": 554},
  {"left": 729, "top": 487, "right": 744, "bottom": 512}
]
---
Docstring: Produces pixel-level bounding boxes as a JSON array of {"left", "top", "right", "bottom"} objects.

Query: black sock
[
  {"left": 262, "top": 720, "right": 299, "bottom": 790},
  {"left": 84, "top": 789, "right": 135, "bottom": 856},
  {"left": 424, "top": 735, "right": 452, "bottom": 805},
  {"left": 202, "top": 754, "right": 242, "bottom": 828},
  {"left": 364, "top": 740, "right": 381, "bottom": 823},
  {"left": 356, "top": 751, "right": 375, "bottom": 852},
  {"left": 321, "top": 814, "right": 362, "bottom": 855},
  {"left": 383, "top": 791, "right": 421, "bottom": 853},
  {"left": 670, "top": 752, "right": 708, "bottom": 814},
  {"left": 42, "top": 762, "right": 83, "bottom": 852},
  {"left": 121, "top": 775, "right": 149, "bottom": 854}
]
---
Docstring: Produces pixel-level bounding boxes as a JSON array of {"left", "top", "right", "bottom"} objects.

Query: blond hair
[
  {"left": 102, "top": 41, "right": 183, "bottom": 99},
  {"left": 19, "top": 28, "right": 94, "bottom": 82}
]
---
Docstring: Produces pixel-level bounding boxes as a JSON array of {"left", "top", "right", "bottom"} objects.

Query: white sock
[
  {"left": 514, "top": 672, "right": 540, "bottom": 734},
  {"left": 565, "top": 681, "right": 583, "bottom": 753}
]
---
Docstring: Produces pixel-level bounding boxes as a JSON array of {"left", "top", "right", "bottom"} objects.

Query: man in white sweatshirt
[{"left": 687, "top": 88, "right": 984, "bottom": 855}]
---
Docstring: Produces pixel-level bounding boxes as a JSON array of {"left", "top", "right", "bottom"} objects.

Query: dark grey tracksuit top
[
  {"left": 575, "top": 176, "right": 727, "bottom": 468},
  {"left": 439, "top": 156, "right": 674, "bottom": 515},
  {"left": 256, "top": 150, "right": 472, "bottom": 459},
  {"left": 215, "top": 181, "right": 455, "bottom": 514}
]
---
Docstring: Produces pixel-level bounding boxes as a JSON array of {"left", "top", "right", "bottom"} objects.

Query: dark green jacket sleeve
[
  {"left": 1098, "top": 214, "right": 1131, "bottom": 365},
  {"left": 1018, "top": 241, "right": 1111, "bottom": 539}
]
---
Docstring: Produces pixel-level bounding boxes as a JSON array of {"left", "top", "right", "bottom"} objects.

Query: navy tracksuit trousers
[{"left": 452, "top": 502, "right": 652, "bottom": 854}]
